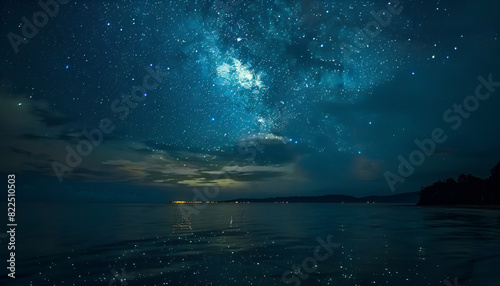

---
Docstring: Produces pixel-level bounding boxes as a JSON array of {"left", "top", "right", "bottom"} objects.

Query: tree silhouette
[
  {"left": 491, "top": 161, "right": 500, "bottom": 179},
  {"left": 418, "top": 161, "right": 500, "bottom": 205}
]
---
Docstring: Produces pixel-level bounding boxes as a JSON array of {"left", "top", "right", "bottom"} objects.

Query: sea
[{"left": 2, "top": 203, "right": 499, "bottom": 285}]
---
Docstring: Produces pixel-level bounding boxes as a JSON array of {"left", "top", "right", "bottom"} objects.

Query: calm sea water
[{"left": 3, "top": 203, "right": 499, "bottom": 285}]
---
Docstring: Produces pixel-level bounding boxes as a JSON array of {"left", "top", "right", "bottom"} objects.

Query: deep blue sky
[{"left": 1, "top": 0, "right": 500, "bottom": 202}]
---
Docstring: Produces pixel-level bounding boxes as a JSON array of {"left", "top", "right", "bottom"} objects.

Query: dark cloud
[
  {"left": 31, "top": 106, "right": 74, "bottom": 127},
  {"left": 9, "top": 147, "right": 32, "bottom": 155}
]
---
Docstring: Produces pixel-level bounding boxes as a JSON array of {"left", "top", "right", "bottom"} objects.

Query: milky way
[
  {"left": 113, "top": 0, "right": 412, "bottom": 152},
  {"left": 1, "top": 0, "right": 500, "bottom": 200}
]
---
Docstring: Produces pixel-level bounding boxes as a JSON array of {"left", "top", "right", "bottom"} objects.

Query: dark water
[{"left": 2, "top": 203, "right": 499, "bottom": 285}]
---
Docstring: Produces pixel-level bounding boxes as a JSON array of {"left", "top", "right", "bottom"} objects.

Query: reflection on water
[
  {"left": 173, "top": 208, "right": 192, "bottom": 231},
  {"left": 3, "top": 203, "right": 499, "bottom": 285}
]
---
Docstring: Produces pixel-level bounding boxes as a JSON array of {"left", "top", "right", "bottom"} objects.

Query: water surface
[{"left": 4, "top": 203, "right": 499, "bottom": 285}]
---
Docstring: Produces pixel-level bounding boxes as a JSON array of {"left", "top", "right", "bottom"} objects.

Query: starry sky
[{"left": 1, "top": 0, "right": 500, "bottom": 202}]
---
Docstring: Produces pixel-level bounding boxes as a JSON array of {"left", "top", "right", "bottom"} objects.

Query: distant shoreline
[
  {"left": 416, "top": 204, "right": 500, "bottom": 210},
  {"left": 171, "top": 191, "right": 420, "bottom": 204}
]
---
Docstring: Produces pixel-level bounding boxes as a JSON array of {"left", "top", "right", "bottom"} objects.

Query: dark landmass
[
  {"left": 222, "top": 191, "right": 419, "bottom": 204},
  {"left": 220, "top": 161, "right": 500, "bottom": 206},
  {"left": 417, "top": 161, "right": 500, "bottom": 205}
]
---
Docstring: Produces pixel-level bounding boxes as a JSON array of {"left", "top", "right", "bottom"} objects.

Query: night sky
[{"left": 1, "top": 0, "right": 500, "bottom": 202}]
